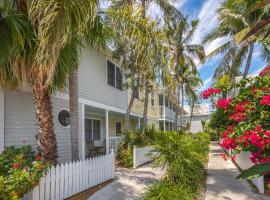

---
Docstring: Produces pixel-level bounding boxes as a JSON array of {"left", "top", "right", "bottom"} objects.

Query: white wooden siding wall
[
  {"left": 4, "top": 91, "right": 71, "bottom": 163},
  {"left": 31, "top": 153, "right": 115, "bottom": 200},
  {"left": 133, "top": 146, "right": 153, "bottom": 169},
  {"left": 0, "top": 90, "right": 4, "bottom": 152},
  {"left": 235, "top": 152, "right": 264, "bottom": 194},
  {"left": 78, "top": 48, "right": 128, "bottom": 110}
]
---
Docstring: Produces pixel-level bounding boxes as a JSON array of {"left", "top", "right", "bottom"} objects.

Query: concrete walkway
[
  {"left": 206, "top": 142, "right": 268, "bottom": 200},
  {"left": 88, "top": 163, "right": 164, "bottom": 200}
]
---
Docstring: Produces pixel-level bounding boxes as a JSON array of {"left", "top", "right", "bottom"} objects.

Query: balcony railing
[{"left": 109, "top": 136, "right": 122, "bottom": 154}]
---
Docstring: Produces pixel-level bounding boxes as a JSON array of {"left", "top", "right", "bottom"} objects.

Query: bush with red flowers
[
  {"left": 200, "top": 87, "right": 221, "bottom": 99},
  {"left": 206, "top": 66, "right": 270, "bottom": 166},
  {"left": 0, "top": 146, "right": 50, "bottom": 200}
]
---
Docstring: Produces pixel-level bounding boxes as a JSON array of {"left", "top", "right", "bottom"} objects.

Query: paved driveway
[{"left": 88, "top": 163, "right": 164, "bottom": 200}]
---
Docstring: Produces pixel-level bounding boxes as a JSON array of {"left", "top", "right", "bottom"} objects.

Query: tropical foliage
[
  {"left": 204, "top": 65, "right": 270, "bottom": 183},
  {"left": 0, "top": 146, "right": 50, "bottom": 200}
]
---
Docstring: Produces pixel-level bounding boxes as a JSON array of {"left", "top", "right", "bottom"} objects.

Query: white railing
[
  {"left": 29, "top": 153, "right": 115, "bottom": 200},
  {"left": 235, "top": 152, "right": 264, "bottom": 194},
  {"left": 133, "top": 146, "right": 153, "bottom": 169},
  {"left": 109, "top": 136, "right": 122, "bottom": 154}
]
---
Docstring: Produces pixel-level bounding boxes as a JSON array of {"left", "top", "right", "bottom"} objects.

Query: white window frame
[
  {"left": 106, "top": 59, "right": 122, "bottom": 91},
  {"left": 85, "top": 117, "right": 102, "bottom": 141}
]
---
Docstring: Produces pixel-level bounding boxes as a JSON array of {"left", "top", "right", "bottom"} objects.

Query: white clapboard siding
[
  {"left": 133, "top": 146, "right": 154, "bottom": 169},
  {"left": 30, "top": 153, "right": 115, "bottom": 200}
]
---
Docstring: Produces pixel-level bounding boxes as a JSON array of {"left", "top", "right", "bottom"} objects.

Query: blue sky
[
  {"left": 174, "top": 0, "right": 267, "bottom": 92},
  {"left": 100, "top": 0, "right": 268, "bottom": 93}
]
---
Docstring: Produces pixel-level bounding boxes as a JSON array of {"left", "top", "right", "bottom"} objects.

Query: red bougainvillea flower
[
  {"left": 222, "top": 125, "right": 234, "bottom": 138},
  {"left": 231, "top": 155, "right": 236, "bottom": 162},
  {"left": 250, "top": 152, "right": 261, "bottom": 163},
  {"left": 259, "top": 66, "right": 270, "bottom": 76},
  {"left": 220, "top": 137, "right": 237, "bottom": 150},
  {"left": 235, "top": 101, "right": 249, "bottom": 112},
  {"left": 35, "top": 154, "right": 42, "bottom": 161},
  {"left": 221, "top": 153, "right": 227, "bottom": 161},
  {"left": 229, "top": 112, "right": 246, "bottom": 122},
  {"left": 12, "top": 163, "right": 20, "bottom": 169},
  {"left": 201, "top": 88, "right": 221, "bottom": 99},
  {"left": 260, "top": 95, "right": 270, "bottom": 105},
  {"left": 217, "top": 98, "right": 233, "bottom": 110}
]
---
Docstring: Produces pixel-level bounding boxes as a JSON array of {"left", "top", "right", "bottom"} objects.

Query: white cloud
[
  {"left": 251, "top": 64, "right": 267, "bottom": 75},
  {"left": 192, "top": 0, "right": 222, "bottom": 44},
  {"left": 172, "top": 0, "right": 188, "bottom": 9},
  {"left": 203, "top": 76, "right": 212, "bottom": 86}
]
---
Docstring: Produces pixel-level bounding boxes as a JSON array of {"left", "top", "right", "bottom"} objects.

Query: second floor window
[
  {"left": 116, "top": 122, "right": 121, "bottom": 136},
  {"left": 151, "top": 92, "right": 155, "bottom": 107},
  {"left": 107, "top": 60, "right": 122, "bottom": 90}
]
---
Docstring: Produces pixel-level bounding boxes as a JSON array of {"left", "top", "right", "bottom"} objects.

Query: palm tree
[
  {"left": 107, "top": 5, "right": 168, "bottom": 132},
  {"left": 204, "top": 0, "right": 269, "bottom": 80},
  {"left": 69, "top": 16, "right": 110, "bottom": 161},
  {"left": 0, "top": 0, "right": 99, "bottom": 164},
  {"left": 164, "top": 15, "right": 205, "bottom": 130}
]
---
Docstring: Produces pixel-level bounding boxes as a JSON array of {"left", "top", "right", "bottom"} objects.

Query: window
[
  {"left": 116, "top": 122, "right": 121, "bottom": 136},
  {"left": 151, "top": 92, "right": 155, "bottom": 107},
  {"left": 107, "top": 60, "right": 115, "bottom": 87},
  {"left": 165, "top": 97, "right": 168, "bottom": 107},
  {"left": 159, "top": 94, "right": 163, "bottom": 106},
  {"left": 58, "top": 110, "right": 70, "bottom": 127},
  {"left": 134, "top": 89, "right": 139, "bottom": 99},
  {"left": 116, "top": 67, "right": 122, "bottom": 90},
  {"left": 107, "top": 60, "right": 122, "bottom": 90},
  {"left": 85, "top": 119, "right": 101, "bottom": 141}
]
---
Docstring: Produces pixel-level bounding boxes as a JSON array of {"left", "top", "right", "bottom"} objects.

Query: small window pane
[
  {"left": 151, "top": 92, "right": 155, "bottom": 107},
  {"left": 93, "top": 120, "right": 101, "bottom": 140},
  {"left": 159, "top": 94, "right": 163, "bottom": 106},
  {"left": 85, "top": 119, "right": 93, "bottom": 141},
  {"left": 116, "top": 67, "right": 122, "bottom": 90},
  {"left": 58, "top": 110, "right": 70, "bottom": 127},
  {"left": 107, "top": 60, "right": 115, "bottom": 87},
  {"left": 116, "top": 122, "right": 121, "bottom": 136}
]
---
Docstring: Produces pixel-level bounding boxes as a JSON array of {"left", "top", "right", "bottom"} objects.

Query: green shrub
[
  {"left": 152, "top": 131, "right": 209, "bottom": 191},
  {"left": 0, "top": 146, "right": 50, "bottom": 200},
  {"left": 143, "top": 182, "right": 196, "bottom": 200},
  {"left": 117, "top": 128, "right": 156, "bottom": 168}
]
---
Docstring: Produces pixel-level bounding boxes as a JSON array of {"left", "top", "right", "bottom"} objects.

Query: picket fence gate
[
  {"left": 30, "top": 153, "right": 115, "bottom": 200},
  {"left": 133, "top": 146, "right": 154, "bottom": 169}
]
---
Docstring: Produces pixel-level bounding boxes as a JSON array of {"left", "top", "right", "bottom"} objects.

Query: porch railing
[{"left": 109, "top": 136, "right": 122, "bottom": 154}]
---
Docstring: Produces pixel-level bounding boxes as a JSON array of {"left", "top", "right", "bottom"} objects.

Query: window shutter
[{"left": 107, "top": 60, "right": 115, "bottom": 87}]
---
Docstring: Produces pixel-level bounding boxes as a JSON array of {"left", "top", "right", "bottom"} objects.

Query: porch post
[
  {"left": 163, "top": 94, "right": 165, "bottom": 119},
  {"left": 105, "top": 110, "right": 109, "bottom": 154},
  {"left": 81, "top": 103, "right": 85, "bottom": 159},
  {"left": 0, "top": 90, "right": 4, "bottom": 153},
  {"left": 138, "top": 117, "right": 140, "bottom": 129},
  {"left": 163, "top": 120, "right": 166, "bottom": 131}
]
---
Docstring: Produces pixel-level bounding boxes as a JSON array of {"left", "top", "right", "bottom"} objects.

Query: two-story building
[{"left": 0, "top": 48, "right": 161, "bottom": 163}]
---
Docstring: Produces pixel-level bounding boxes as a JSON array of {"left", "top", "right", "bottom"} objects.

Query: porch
[{"left": 81, "top": 104, "right": 141, "bottom": 159}]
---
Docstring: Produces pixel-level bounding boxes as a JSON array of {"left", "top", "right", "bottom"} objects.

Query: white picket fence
[
  {"left": 235, "top": 152, "right": 264, "bottom": 194},
  {"left": 29, "top": 153, "right": 115, "bottom": 200},
  {"left": 133, "top": 146, "right": 154, "bottom": 169}
]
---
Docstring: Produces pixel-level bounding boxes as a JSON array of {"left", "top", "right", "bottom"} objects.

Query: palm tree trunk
[
  {"left": 180, "top": 84, "right": 184, "bottom": 128},
  {"left": 189, "top": 100, "right": 195, "bottom": 132},
  {"left": 32, "top": 81, "right": 57, "bottom": 164},
  {"left": 243, "top": 43, "right": 254, "bottom": 79},
  {"left": 125, "top": 88, "right": 135, "bottom": 131},
  {"left": 69, "top": 69, "right": 79, "bottom": 161},
  {"left": 174, "top": 85, "right": 180, "bottom": 130},
  {"left": 142, "top": 84, "right": 149, "bottom": 133}
]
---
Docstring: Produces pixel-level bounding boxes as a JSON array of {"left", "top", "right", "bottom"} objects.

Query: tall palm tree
[
  {"left": 204, "top": 0, "right": 269, "bottom": 80},
  {"left": 107, "top": 5, "right": 167, "bottom": 131},
  {"left": 69, "top": 16, "right": 110, "bottom": 161},
  {"left": 164, "top": 15, "right": 205, "bottom": 129},
  {"left": 0, "top": 0, "right": 99, "bottom": 164}
]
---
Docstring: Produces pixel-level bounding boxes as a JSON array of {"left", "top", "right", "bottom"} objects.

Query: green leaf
[{"left": 236, "top": 162, "right": 270, "bottom": 179}]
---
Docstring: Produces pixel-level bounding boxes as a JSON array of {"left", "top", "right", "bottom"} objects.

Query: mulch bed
[{"left": 65, "top": 179, "right": 114, "bottom": 200}]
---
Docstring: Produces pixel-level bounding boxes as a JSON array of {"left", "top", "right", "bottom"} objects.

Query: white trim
[
  {"left": 54, "top": 92, "right": 145, "bottom": 118},
  {"left": 105, "top": 110, "right": 109, "bottom": 154},
  {"left": 0, "top": 90, "right": 4, "bottom": 153},
  {"left": 81, "top": 104, "right": 85, "bottom": 159}
]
